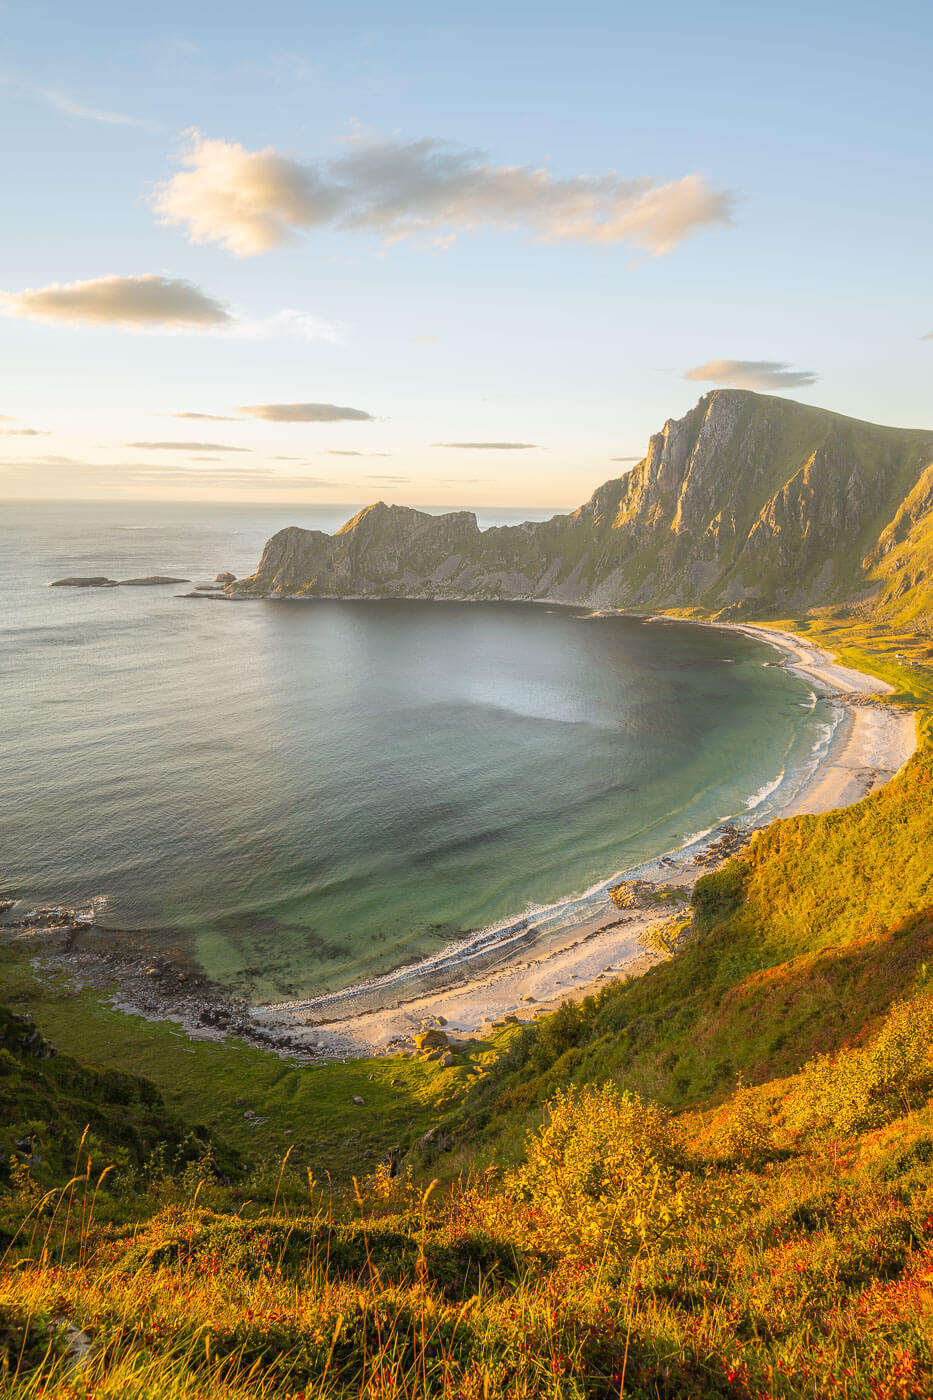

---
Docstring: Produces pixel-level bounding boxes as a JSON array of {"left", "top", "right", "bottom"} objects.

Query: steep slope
[
  {"left": 864, "top": 460, "right": 933, "bottom": 626},
  {"left": 234, "top": 389, "right": 933, "bottom": 615}
]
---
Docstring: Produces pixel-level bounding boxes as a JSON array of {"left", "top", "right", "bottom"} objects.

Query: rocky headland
[{"left": 230, "top": 389, "right": 933, "bottom": 623}]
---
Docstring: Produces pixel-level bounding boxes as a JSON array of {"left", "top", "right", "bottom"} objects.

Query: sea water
[{"left": 0, "top": 501, "right": 835, "bottom": 1002}]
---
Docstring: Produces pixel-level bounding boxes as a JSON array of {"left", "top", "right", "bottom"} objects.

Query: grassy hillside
[{"left": 2, "top": 620, "right": 933, "bottom": 1396}]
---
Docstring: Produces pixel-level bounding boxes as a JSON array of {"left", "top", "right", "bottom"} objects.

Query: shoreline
[
  {"left": 248, "top": 620, "right": 916, "bottom": 1057},
  {"left": 3, "top": 618, "right": 918, "bottom": 1062}
]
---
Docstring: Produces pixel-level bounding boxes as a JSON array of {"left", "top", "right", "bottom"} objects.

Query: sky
[{"left": 1, "top": 0, "right": 931, "bottom": 508}]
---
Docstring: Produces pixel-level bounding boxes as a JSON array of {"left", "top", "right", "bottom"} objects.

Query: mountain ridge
[{"left": 234, "top": 389, "right": 933, "bottom": 621}]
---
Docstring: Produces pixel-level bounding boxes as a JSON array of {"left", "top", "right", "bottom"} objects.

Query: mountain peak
[{"left": 234, "top": 394, "right": 933, "bottom": 619}]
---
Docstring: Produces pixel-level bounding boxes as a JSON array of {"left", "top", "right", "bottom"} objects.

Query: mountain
[{"left": 234, "top": 390, "right": 933, "bottom": 618}]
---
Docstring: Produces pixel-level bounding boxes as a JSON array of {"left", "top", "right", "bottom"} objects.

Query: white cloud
[
  {"left": 225, "top": 308, "right": 341, "bottom": 342},
  {"left": 237, "top": 402, "right": 375, "bottom": 422},
  {"left": 323, "top": 449, "right": 392, "bottom": 457},
  {"left": 0, "top": 274, "right": 231, "bottom": 328},
  {"left": 683, "top": 359, "right": 818, "bottom": 390},
  {"left": 154, "top": 132, "right": 343, "bottom": 256},
  {"left": 153, "top": 129, "right": 733, "bottom": 258},
  {"left": 0, "top": 427, "right": 48, "bottom": 436},
  {"left": 3, "top": 72, "right": 158, "bottom": 129}
]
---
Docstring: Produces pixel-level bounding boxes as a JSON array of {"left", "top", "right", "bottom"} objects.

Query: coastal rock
[
  {"left": 50, "top": 576, "right": 118, "bottom": 588},
  {"left": 215, "top": 571, "right": 236, "bottom": 583},
  {"left": 693, "top": 826, "right": 751, "bottom": 867},
  {"left": 414, "top": 1027, "right": 449, "bottom": 1052},
  {"left": 232, "top": 390, "right": 933, "bottom": 617},
  {"left": 117, "top": 576, "right": 190, "bottom": 586},
  {"left": 50, "top": 575, "right": 190, "bottom": 587}
]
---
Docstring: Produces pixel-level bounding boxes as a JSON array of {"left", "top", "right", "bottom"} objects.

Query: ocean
[{"left": 0, "top": 500, "right": 835, "bottom": 1003}]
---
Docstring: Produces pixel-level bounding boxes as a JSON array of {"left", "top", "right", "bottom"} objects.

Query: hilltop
[{"left": 233, "top": 390, "right": 933, "bottom": 621}]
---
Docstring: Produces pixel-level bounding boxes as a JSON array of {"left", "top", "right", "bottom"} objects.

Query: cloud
[
  {"left": 434, "top": 441, "right": 539, "bottom": 450},
  {"left": 2, "top": 454, "right": 81, "bottom": 466},
  {"left": 365, "top": 474, "right": 410, "bottom": 483},
  {"left": 683, "top": 359, "right": 819, "bottom": 390},
  {"left": 226, "top": 309, "right": 340, "bottom": 342},
  {"left": 323, "top": 449, "right": 391, "bottom": 457},
  {"left": 611, "top": 455, "right": 642, "bottom": 462},
  {"left": 0, "top": 427, "right": 48, "bottom": 436},
  {"left": 153, "top": 129, "right": 733, "bottom": 258},
  {"left": 188, "top": 455, "right": 221, "bottom": 461},
  {"left": 924, "top": 331, "right": 933, "bottom": 340},
  {"left": 0, "top": 456, "right": 349, "bottom": 498},
  {"left": 165, "top": 412, "right": 237, "bottom": 421},
  {"left": 237, "top": 402, "right": 375, "bottom": 422},
  {"left": 0, "top": 274, "right": 231, "bottom": 328},
  {"left": 125, "top": 440, "right": 251, "bottom": 452},
  {"left": 0, "top": 415, "right": 14, "bottom": 422},
  {"left": 4, "top": 73, "right": 158, "bottom": 129},
  {"left": 412, "top": 334, "right": 437, "bottom": 344}
]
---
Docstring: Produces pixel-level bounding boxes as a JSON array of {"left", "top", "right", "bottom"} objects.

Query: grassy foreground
[{"left": 2, "top": 619, "right": 933, "bottom": 1397}]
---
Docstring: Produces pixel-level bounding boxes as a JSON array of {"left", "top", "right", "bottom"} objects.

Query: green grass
[{"left": 0, "top": 947, "right": 513, "bottom": 1184}]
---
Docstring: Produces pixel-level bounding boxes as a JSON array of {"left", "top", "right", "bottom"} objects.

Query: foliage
[
  {"left": 787, "top": 987, "right": 933, "bottom": 1136},
  {"left": 509, "top": 1083, "right": 691, "bottom": 1264}
]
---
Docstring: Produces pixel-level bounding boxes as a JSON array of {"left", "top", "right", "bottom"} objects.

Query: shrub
[
  {"left": 509, "top": 1082, "right": 689, "bottom": 1263},
  {"left": 712, "top": 1076, "right": 773, "bottom": 1166},
  {"left": 788, "top": 989, "right": 933, "bottom": 1136}
]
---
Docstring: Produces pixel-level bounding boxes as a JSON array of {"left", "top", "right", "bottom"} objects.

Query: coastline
[
  {"left": 246, "top": 619, "right": 917, "bottom": 1058},
  {"left": 5, "top": 619, "right": 918, "bottom": 1062}
]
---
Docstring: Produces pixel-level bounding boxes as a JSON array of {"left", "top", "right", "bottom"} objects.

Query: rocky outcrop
[
  {"left": 50, "top": 576, "right": 189, "bottom": 587},
  {"left": 233, "top": 391, "right": 933, "bottom": 616},
  {"left": 50, "top": 577, "right": 118, "bottom": 587}
]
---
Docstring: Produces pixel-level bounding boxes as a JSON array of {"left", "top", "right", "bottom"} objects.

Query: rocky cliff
[{"left": 233, "top": 390, "right": 933, "bottom": 618}]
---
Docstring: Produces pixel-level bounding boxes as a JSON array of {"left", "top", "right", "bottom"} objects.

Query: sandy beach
[
  {"left": 244, "top": 621, "right": 918, "bottom": 1059},
  {"left": 7, "top": 619, "right": 917, "bottom": 1063}
]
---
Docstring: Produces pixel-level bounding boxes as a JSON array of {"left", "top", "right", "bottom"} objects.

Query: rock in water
[
  {"left": 215, "top": 571, "right": 236, "bottom": 583},
  {"left": 117, "top": 576, "right": 190, "bottom": 586},
  {"left": 50, "top": 576, "right": 118, "bottom": 587}
]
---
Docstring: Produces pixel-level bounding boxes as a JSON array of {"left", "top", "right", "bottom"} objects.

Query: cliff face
[{"left": 234, "top": 390, "right": 933, "bottom": 617}]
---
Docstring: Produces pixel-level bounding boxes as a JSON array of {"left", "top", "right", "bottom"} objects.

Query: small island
[{"left": 50, "top": 575, "right": 190, "bottom": 587}]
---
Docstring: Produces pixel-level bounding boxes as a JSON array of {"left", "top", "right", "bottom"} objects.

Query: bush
[
  {"left": 788, "top": 989, "right": 933, "bottom": 1135},
  {"left": 509, "top": 1082, "right": 690, "bottom": 1263},
  {"left": 712, "top": 1076, "right": 773, "bottom": 1166}
]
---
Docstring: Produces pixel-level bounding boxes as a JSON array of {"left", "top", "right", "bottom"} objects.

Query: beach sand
[{"left": 247, "top": 622, "right": 918, "bottom": 1059}]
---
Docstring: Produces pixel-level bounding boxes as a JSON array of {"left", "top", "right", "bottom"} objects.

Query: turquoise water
[{"left": 0, "top": 502, "right": 834, "bottom": 1002}]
